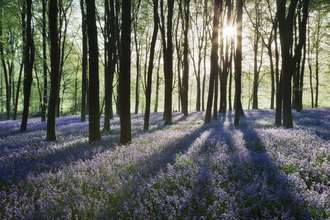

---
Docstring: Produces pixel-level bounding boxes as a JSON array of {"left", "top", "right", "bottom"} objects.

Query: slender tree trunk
[
  {"left": 282, "top": 0, "right": 308, "bottom": 127},
  {"left": 0, "top": 1, "right": 10, "bottom": 119},
  {"left": 308, "top": 23, "right": 314, "bottom": 108},
  {"left": 47, "top": 0, "right": 59, "bottom": 141},
  {"left": 277, "top": 0, "right": 296, "bottom": 128},
  {"left": 144, "top": 0, "right": 159, "bottom": 131},
  {"left": 159, "top": 0, "right": 174, "bottom": 125},
  {"left": 269, "top": 41, "right": 275, "bottom": 109},
  {"left": 14, "top": 10, "right": 26, "bottom": 120},
  {"left": 154, "top": 50, "right": 161, "bottom": 113},
  {"left": 86, "top": 0, "right": 101, "bottom": 142},
  {"left": 21, "top": 0, "right": 34, "bottom": 131},
  {"left": 252, "top": 4, "right": 260, "bottom": 110},
  {"left": 104, "top": 0, "right": 115, "bottom": 131},
  {"left": 205, "top": 0, "right": 220, "bottom": 124},
  {"left": 75, "top": 70, "right": 77, "bottom": 112},
  {"left": 234, "top": 0, "right": 243, "bottom": 126},
  {"left": 315, "top": 53, "right": 319, "bottom": 108},
  {"left": 202, "top": 47, "right": 206, "bottom": 112},
  {"left": 228, "top": 38, "right": 233, "bottom": 111},
  {"left": 181, "top": 0, "right": 190, "bottom": 116},
  {"left": 42, "top": 0, "right": 47, "bottom": 122},
  {"left": 80, "top": 0, "right": 87, "bottom": 122},
  {"left": 134, "top": 23, "right": 140, "bottom": 114},
  {"left": 299, "top": 42, "right": 306, "bottom": 111},
  {"left": 120, "top": 0, "right": 131, "bottom": 144}
]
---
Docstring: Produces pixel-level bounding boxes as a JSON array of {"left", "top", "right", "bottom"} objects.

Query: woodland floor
[{"left": 0, "top": 108, "right": 330, "bottom": 219}]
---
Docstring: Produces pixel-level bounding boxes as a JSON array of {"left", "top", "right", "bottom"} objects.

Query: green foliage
[{"left": 0, "top": 0, "right": 330, "bottom": 120}]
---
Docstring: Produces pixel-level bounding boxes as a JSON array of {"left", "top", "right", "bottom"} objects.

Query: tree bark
[
  {"left": 181, "top": 0, "right": 190, "bottom": 116},
  {"left": 103, "top": 0, "right": 116, "bottom": 131},
  {"left": 0, "top": 0, "right": 10, "bottom": 119},
  {"left": 159, "top": 0, "right": 174, "bottom": 125},
  {"left": 21, "top": 0, "right": 34, "bottom": 131},
  {"left": 42, "top": 0, "right": 47, "bottom": 122},
  {"left": 134, "top": 23, "right": 140, "bottom": 114},
  {"left": 144, "top": 0, "right": 159, "bottom": 131},
  {"left": 234, "top": 0, "right": 243, "bottom": 126},
  {"left": 277, "top": 0, "right": 297, "bottom": 128},
  {"left": 278, "top": 0, "right": 309, "bottom": 128},
  {"left": 120, "top": 0, "right": 132, "bottom": 144},
  {"left": 205, "top": 0, "right": 220, "bottom": 124},
  {"left": 47, "top": 0, "right": 59, "bottom": 141},
  {"left": 154, "top": 50, "right": 161, "bottom": 113},
  {"left": 86, "top": 0, "right": 101, "bottom": 142},
  {"left": 80, "top": 0, "right": 87, "bottom": 122}
]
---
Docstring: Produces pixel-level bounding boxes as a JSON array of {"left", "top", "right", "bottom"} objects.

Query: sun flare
[{"left": 223, "top": 25, "right": 236, "bottom": 38}]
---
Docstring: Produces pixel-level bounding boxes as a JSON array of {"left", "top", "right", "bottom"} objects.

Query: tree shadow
[
  {"left": 109, "top": 124, "right": 212, "bottom": 216},
  {"left": 237, "top": 127, "right": 315, "bottom": 218},
  {"left": 0, "top": 134, "right": 118, "bottom": 186}
]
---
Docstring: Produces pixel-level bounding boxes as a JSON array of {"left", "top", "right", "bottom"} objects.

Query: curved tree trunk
[{"left": 144, "top": 0, "right": 159, "bottom": 131}]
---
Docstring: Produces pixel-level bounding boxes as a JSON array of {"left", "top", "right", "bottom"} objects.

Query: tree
[
  {"left": 120, "top": 0, "right": 132, "bottom": 144},
  {"left": 41, "top": 0, "right": 48, "bottom": 122},
  {"left": 47, "top": 0, "right": 59, "bottom": 141},
  {"left": 159, "top": 0, "right": 174, "bottom": 125},
  {"left": 205, "top": 0, "right": 220, "bottom": 124},
  {"left": 103, "top": 0, "right": 117, "bottom": 131},
  {"left": 56, "top": 0, "right": 74, "bottom": 118},
  {"left": 181, "top": 0, "right": 190, "bottom": 116},
  {"left": 0, "top": 0, "right": 11, "bottom": 119},
  {"left": 144, "top": 0, "right": 159, "bottom": 131},
  {"left": 219, "top": 0, "right": 233, "bottom": 115},
  {"left": 234, "top": 0, "right": 242, "bottom": 126},
  {"left": 20, "top": 0, "right": 34, "bottom": 131},
  {"left": 277, "top": 0, "right": 309, "bottom": 128},
  {"left": 86, "top": 0, "right": 101, "bottom": 142},
  {"left": 80, "top": 0, "right": 87, "bottom": 122},
  {"left": 13, "top": 2, "right": 26, "bottom": 120}
]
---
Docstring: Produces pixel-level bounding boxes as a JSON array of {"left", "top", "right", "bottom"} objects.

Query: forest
[
  {"left": 1, "top": 0, "right": 330, "bottom": 218},
  {"left": 0, "top": 0, "right": 329, "bottom": 141}
]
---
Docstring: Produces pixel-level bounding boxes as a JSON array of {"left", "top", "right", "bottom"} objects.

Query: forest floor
[{"left": 0, "top": 108, "right": 330, "bottom": 219}]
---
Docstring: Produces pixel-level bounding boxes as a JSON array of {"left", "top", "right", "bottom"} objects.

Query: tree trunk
[
  {"left": 47, "top": 0, "right": 59, "bottom": 141},
  {"left": 269, "top": 41, "right": 275, "bottom": 110},
  {"left": 134, "top": 23, "right": 140, "bottom": 114},
  {"left": 0, "top": 1, "right": 10, "bottom": 119},
  {"left": 252, "top": 4, "right": 260, "bottom": 110},
  {"left": 86, "top": 0, "right": 101, "bottom": 142},
  {"left": 205, "top": 0, "right": 220, "bottom": 124},
  {"left": 41, "top": 0, "right": 47, "bottom": 122},
  {"left": 144, "top": 0, "right": 159, "bottom": 131},
  {"left": 308, "top": 23, "right": 314, "bottom": 108},
  {"left": 315, "top": 53, "right": 319, "bottom": 108},
  {"left": 228, "top": 38, "right": 233, "bottom": 111},
  {"left": 120, "top": 0, "right": 131, "bottom": 144},
  {"left": 103, "top": 0, "right": 116, "bottom": 131},
  {"left": 234, "top": 0, "right": 243, "bottom": 126},
  {"left": 154, "top": 50, "right": 161, "bottom": 113},
  {"left": 278, "top": 0, "right": 296, "bottom": 128},
  {"left": 181, "top": 0, "right": 190, "bottom": 116},
  {"left": 80, "top": 0, "right": 87, "bottom": 122},
  {"left": 281, "top": 0, "right": 308, "bottom": 127},
  {"left": 21, "top": 0, "right": 34, "bottom": 131},
  {"left": 159, "top": 0, "right": 174, "bottom": 125},
  {"left": 297, "top": 41, "right": 306, "bottom": 112}
]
